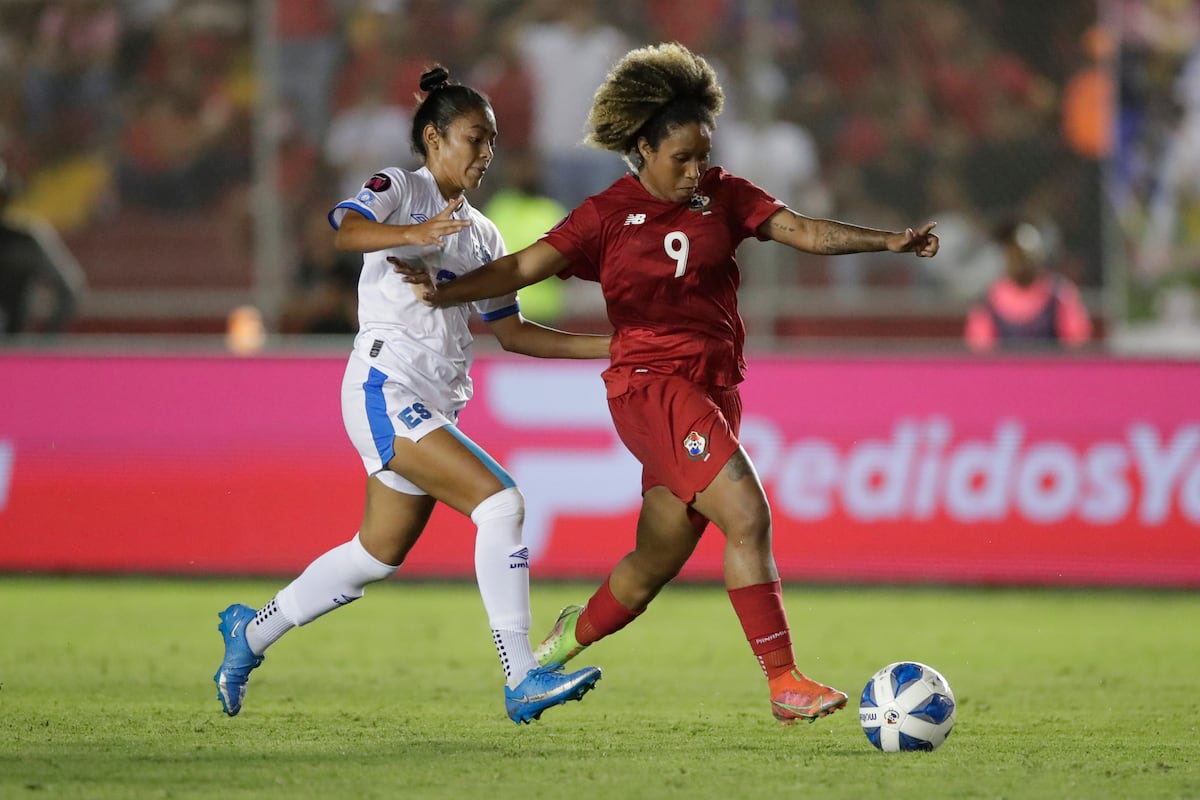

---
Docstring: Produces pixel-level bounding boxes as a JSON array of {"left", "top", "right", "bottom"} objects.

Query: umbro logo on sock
[{"left": 509, "top": 548, "right": 530, "bottom": 569}]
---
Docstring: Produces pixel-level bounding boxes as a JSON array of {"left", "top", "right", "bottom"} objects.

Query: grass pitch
[{"left": 1, "top": 576, "right": 1197, "bottom": 800}]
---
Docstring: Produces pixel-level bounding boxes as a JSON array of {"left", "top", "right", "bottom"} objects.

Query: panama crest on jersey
[
  {"left": 688, "top": 193, "right": 712, "bottom": 211},
  {"left": 683, "top": 430, "right": 710, "bottom": 461}
]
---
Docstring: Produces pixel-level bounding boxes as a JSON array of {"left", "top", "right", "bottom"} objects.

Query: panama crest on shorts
[{"left": 683, "top": 430, "right": 710, "bottom": 461}]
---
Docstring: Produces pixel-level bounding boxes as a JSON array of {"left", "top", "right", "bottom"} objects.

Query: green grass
[{"left": 1, "top": 577, "right": 1197, "bottom": 800}]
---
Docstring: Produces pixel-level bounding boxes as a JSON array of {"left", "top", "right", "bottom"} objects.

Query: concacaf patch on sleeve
[
  {"left": 364, "top": 173, "right": 391, "bottom": 192},
  {"left": 683, "top": 430, "right": 710, "bottom": 461}
]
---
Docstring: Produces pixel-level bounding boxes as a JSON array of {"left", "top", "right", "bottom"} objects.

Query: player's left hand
[
  {"left": 888, "top": 222, "right": 939, "bottom": 257},
  {"left": 388, "top": 257, "right": 437, "bottom": 305}
]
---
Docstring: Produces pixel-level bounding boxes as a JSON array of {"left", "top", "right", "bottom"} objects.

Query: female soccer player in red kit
[{"left": 396, "top": 42, "right": 939, "bottom": 724}]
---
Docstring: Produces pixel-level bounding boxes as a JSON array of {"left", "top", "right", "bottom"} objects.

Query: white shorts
[{"left": 341, "top": 352, "right": 457, "bottom": 495}]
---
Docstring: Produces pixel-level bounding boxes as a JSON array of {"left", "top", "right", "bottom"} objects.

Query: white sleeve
[{"left": 328, "top": 168, "right": 408, "bottom": 228}]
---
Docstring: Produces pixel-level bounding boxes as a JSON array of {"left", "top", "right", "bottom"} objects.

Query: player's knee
[
  {"left": 721, "top": 500, "right": 772, "bottom": 547},
  {"left": 470, "top": 486, "right": 525, "bottom": 526}
]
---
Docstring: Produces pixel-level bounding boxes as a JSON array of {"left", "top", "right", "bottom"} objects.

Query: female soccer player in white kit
[{"left": 212, "top": 67, "right": 607, "bottom": 724}]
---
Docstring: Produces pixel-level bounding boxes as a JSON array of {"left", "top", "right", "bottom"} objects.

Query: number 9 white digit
[{"left": 664, "top": 231, "right": 690, "bottom": 278}]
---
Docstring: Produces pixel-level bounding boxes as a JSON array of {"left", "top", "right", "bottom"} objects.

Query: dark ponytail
[{"left": 410, "top": 66, "right": 492, "bottom": 160}]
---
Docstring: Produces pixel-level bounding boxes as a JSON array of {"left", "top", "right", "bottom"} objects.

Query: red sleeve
[
  {"left": 542, "top": 201, "right": 603, "bottom": 283},
  {"left": 713, "top": 168, "right": 785, "bottom": 242}
]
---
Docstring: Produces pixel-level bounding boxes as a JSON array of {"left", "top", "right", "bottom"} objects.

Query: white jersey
[{"left": 328, "top": 165, "right": 518, "bottom": 414}]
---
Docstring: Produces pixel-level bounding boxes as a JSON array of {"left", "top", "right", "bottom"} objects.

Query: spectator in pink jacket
[{"left": 965, "top": 218, "right": 1093, "bottom": 351}]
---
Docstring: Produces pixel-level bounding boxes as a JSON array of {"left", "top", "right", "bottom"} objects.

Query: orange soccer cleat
[{"left": 768, "top": 669, "right": 849, "bottom": 725}]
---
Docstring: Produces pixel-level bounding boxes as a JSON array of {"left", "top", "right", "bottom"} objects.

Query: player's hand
[
  {"left": 888, "top": 222, "right": 939, "bottom": 257},
  {"left": 388, "top": 257, "right": 438, "bottom": 305},
  {"left": 406, "top": 197, "right": 471, "bottom": 248}
]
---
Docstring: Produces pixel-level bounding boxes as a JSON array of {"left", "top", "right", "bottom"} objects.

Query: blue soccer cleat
[
  {"left": 213, "top": 603, "right": 264, "bottom": 717},
  {"left": 504, "top": 664, "right": 602, "bottom": 724}
]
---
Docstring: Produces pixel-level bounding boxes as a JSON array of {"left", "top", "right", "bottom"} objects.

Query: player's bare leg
[
  {"left": 610, "top": 487, "right": 706, "bottom": 608},
  {"left": 693, "top": 448, "right": 847, "bottom": 724},
  {"left": 535, "top": 487, "right": 702, "bottom": 666}
]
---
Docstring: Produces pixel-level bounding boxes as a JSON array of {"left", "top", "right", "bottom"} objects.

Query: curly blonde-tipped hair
[{"left": 586, "top": 42, "right": 724, "bottom": 170}]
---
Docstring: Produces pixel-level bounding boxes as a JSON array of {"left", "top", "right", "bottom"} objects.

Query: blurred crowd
[
  {"left": 1112, "top": 0, "right": 1200, "bottom": 329},
  {"left": 0, "top": 0, "right": 1106, "bottom": 336}
]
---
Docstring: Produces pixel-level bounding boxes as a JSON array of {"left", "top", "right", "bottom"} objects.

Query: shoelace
[{"left": 529, "top": 664, "right": 564, "bottom": 677}]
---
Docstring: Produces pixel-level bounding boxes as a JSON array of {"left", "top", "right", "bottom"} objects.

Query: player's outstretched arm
[
  {"left": 393, "top": 240, "right": 570, "bottom": 306},
  {"left": 760, "top": 208, "right": 939, "bottom": 258}
]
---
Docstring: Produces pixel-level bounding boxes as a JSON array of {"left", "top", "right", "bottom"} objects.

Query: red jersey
[{"left": 543, "top": 167, "right": 783, "bottom": 387}]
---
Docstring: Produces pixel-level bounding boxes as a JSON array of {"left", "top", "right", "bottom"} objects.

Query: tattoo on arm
[
  {"left": 770, "top": 214, "right": 887, "bottom": 254},
  {"left": 816, "top": 221, "right": 888, "bottom": 254},
  {"left": 770, "top": 217, "right": 798, "bottom": 236}
]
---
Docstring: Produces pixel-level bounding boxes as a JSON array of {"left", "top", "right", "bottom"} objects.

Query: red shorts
[{"left": 604, "top": 368, "right": 742, "bottom": 503}]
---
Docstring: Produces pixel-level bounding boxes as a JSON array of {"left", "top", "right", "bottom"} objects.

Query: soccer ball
[{"left": 859, "top": 661, "right": 956, "bottom": 752}]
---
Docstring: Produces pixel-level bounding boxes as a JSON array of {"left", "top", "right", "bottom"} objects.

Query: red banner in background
[{"left": 2, "top": 352, "right": 1198, "bottom": 586}]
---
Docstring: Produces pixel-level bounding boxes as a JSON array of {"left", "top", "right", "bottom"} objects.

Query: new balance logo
[
  {"left": 623, "top": 213, "right": 646, "bottom": 226},
  {"left": 509, "top": 547, "right": 530, "bottom": 569}
]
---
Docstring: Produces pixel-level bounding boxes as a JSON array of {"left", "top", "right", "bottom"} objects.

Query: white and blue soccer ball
[{"left": 859, "top": 661, "right": 956, "bottom": 752}]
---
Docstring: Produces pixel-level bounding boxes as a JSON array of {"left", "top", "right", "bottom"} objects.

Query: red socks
[
  {"left": 576, "top": 577, "right": 643, "bottom": 646},
  {"left": 574, "top": 577, "right": 796, "bottom": 684},
  {"left": 727, "top": 580, "right": 796, "bottom": 680}
]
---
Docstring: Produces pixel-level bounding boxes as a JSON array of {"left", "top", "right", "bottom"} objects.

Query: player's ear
[
  {"left": 636, "top": 136, "right": 653, "bottom": 163},
  {"left": 423, "top": 123, "right": 440, "bottom": 153}
]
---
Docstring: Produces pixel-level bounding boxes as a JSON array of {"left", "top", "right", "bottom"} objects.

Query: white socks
[
  {"left": 472, "top": 487, "right": 539, "bottom": 687},
  {"left": 246, "top": 533, "right": 397, "bottom": 655},
  {"left": 243, "top": 489, "right": 541, "bottom": 689}
]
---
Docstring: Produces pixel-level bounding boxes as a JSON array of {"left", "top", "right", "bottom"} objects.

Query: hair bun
[{"left": 419, "top": 66, "right": 450, "bottom": 93}]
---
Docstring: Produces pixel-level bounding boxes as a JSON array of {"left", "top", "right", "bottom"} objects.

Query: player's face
[
  {"left": 426, "top": 105, "right": 497, "bottom": 197},
  {"left": 637, "top": 121, "right": 712, "bottom": 204}
]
